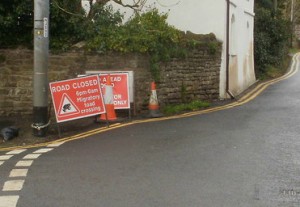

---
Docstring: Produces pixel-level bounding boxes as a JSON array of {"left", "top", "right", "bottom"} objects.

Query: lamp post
[
  {"left": 274, "top": 0, "right": 278, "bottom": 12},
  {"left": 291, "top": 0, "right": 294, "bottom": 22},
  {"left": 32, "top": 0, "right": 50, "bottom": 137},
  {"left": 291, "top": 0, "right": 294, "bottom": 47}
]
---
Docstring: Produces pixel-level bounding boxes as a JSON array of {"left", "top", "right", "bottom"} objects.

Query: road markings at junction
[
  {"left": 0, "top": 155, "right": 13, "bottom": 161},
  {"left": 9, "top": 169, "right": 28, "bottom": 178},
  {"left": 6, "top": 149, "right": 27, "bottom": 155},
  {"left": 15, "top": 160, "right": 34, "bottom": 167},
  {"left": 2, "top": 180, "right": 25, "bottom": 191},
  {"left": 33, "top": 148, "right": 54, "bottom": 154},
  {"left": 47, "top": 142, "right": 65, "bottom": 147},
  {"left": 22, "top": 154, "right": 41, "bottom": 160},
  {"left": 0, "top": 150, "right": 27, "bottom": 167},
  {"left": 0, "top": 196, "right": 19, "bottom": 207},
  {"left": 0, "top": 146, "right": 58, "bottom": 207}
]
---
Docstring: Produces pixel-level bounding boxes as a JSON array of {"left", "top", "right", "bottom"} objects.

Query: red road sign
[
  {"left": 49, "top": 75, "right": 105, "bottom": 123},
  {"left": 99, "top": 73, "right": 130, "bottom": 109}
]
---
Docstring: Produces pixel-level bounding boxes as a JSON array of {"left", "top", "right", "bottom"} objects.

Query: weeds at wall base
[{"left": 162, "top": 100, "right": 210, "bottom": 116}]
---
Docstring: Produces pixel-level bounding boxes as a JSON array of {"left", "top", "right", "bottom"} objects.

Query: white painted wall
[
  {"left": 147, "top": 1, "right": 226, "bottom": 40},
  {"left": 226, "top": 0, "right": 256, "bottom": 97},
  {"left": 109, "top": 0, "right": 226, "bottom": 40}
]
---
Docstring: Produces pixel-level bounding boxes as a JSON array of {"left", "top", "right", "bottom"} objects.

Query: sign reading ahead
[
  {"left": 99, "top": 73, "right": 130, "bottom": 109},
  {"left": 49, "top": 75, "right": 105, "bottom": 123}
]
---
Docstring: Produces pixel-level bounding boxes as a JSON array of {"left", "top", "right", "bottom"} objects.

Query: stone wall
[
  {"left": 0, "top": 44, "right": 221, "bottom": 116},
  {"left": 0, "top": 49, "right": 33, "bottom": 116},
  {"left": 159, "top": 46, "right": 221, "bottom": 106}
]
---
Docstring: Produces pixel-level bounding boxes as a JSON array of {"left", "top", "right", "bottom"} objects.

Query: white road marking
[
  {"left": 9, "top": 169, "right": 28, "bottom": 178},
  {"left": 6, "top": 149, "right": 27, "bottom": 155},
  {"left": 23, "top": 154, "right": 41, "bottom": 159},
  {"left": 0, "top": 196, "right": 19, "bottom": 207},
  {"left": 16, "top": 160, "right": 33, "bottom": 167},
  {"left": 0, "top": 155, "right": 13, "bottom": 161},
  {"left": 2, "top": 180, "right": 25, "bottom": 191},
  {"left": 47, "top": 142, "right": 65, "bottom": 147},
  {"left": 0, "top": 161, "right": 4, "bottom": 166},
  {"left": 33, "top": 148, "right": 53, "bottom": 154}
]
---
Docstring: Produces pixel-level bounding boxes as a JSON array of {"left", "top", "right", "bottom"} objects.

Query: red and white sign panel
[
  {"left": 99, "top": 73, "right": 130, "bottom": 109},
  {"left": 49, "top": 75, "right": 105, "bottom": 123}
]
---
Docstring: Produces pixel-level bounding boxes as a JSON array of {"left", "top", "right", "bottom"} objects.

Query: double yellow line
[{"left": 1, "top": 53, "right": 299, "bottom": 152}]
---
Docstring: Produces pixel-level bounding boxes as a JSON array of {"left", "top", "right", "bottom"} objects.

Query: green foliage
[
  {"left": 264, "top": 65, "right": 286, "bottom": 79},
  {"left": 78, "top": 5, "right": 124, "bottom": 52},
  {"left": 255, "top": 0, "right": 274, "bottom": 10},
  {"left": 163, "top": 100, "right": 210, "bottom": 116},
  {"left": 0, "top": 0, "right": 86, "bottom": 49},
  {"left": 180, "top": 82, "right": 187, "bottom": 103},
  {"left": 208, "top": 41, "right": 219, "bottom": 55},
  {"left": 85, "top": 9, "right": 184, "bottom": 81},
  {"left": 50, "top": 0, "right": 86, "bottom": 51},
  {"left": 0, "top": 0, "right": 33, "bottom": 48},
  {"left": 254, "top": 5, "right": 291, "bottom": 75},
  {"left": 124, "top": 10, "right": 181, "bottom": 53}
]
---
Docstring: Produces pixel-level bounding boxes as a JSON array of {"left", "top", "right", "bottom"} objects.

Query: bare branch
[
  {"left": 52, "top": 0, "right": 84, "bottom": 17},
  {"left": 112, "top": 0, "right": 147, "bottom": 10},
  {"left": 85, "top": 0, "right": 149, "bottom": 19},
  {"left": 155, "top": 0, "right": 181, "bottom": 8}
]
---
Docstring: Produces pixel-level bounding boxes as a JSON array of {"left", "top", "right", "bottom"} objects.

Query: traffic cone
[
  {"left": 100, "top": 75, "right": 117, "bottom": 121},
  {"left": 148, "top": 82, "right": 163, "bottom": 118}
]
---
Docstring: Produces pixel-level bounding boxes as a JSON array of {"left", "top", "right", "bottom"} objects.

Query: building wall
[
  {"left": 226, "top": 0, "right": 256, "bottom": 97},
  {"left": 0, "top": 44, "right": 221, "bottom": 116}
]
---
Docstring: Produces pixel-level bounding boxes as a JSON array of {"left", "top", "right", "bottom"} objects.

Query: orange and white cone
[
  {"left": 148, "top": 82, "right": 163, "bottom": 118},
  {"left": 100, "top": 75, "right": 117, "bottom": 121}
]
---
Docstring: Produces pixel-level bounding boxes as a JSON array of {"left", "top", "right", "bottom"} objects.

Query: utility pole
[
  {"left": 274, "top": 0, "right": 278, "bottom": 12},
  {"left": 291, "top": 0, "right": 294, "bottom": 22},
  {"left": 291, "top": 0, "right": 295, "bottom": 47},
  {"left": 32, "top": 0, "right": 50, "bottom": 137}
]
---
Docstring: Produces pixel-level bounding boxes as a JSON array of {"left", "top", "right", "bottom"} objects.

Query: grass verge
[
  {"left": 257, "top": 52, "right": 295, "bottom": 81},
  {"left": 162, "top": 100, "right": 210, "bottom": 116}
]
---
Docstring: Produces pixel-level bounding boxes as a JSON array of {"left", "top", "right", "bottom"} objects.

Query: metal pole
[
  {"left": 32, "top": 0, "right": 49, "bottom": 137},
  {"left": 291, "top": 0, "right": 294, "bottom": 22},
  {"left": 291, "top": 0, "right": 294, "bottom": 47},
  {"left": 273, "top": 0, "right": 278, "bottom": 12}
]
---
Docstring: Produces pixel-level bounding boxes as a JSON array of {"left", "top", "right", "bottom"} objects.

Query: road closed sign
[
  {"left": 49, "top": 75, "right": 105, "bottom": 123},
  {"left": 99, "top": 73, "right": 130, "bottom": 109}
]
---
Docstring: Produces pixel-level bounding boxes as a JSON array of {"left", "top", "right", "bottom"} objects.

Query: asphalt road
[{"left": 2, "top": 57, "right": 300, "bottom": 206}]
